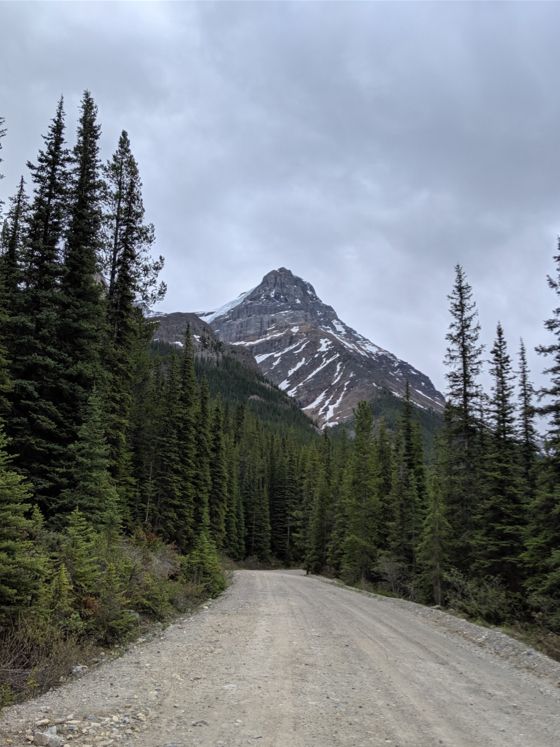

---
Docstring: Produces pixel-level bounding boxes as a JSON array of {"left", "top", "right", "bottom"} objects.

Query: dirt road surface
[{"left": 2, "top": 570, "right": 560, "bottom": 746}]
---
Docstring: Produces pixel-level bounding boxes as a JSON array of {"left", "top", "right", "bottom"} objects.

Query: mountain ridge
[{"left": 155, "top": 268, "right": 445, "bottom": 427}]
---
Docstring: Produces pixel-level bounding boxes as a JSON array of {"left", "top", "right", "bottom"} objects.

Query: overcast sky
[{"left": 1, "top": 1, "right": 559, "bottom": 396}]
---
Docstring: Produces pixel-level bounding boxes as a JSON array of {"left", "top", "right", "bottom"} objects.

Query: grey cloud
[{"left": 1, "top": 1, "right": 559, "bottom": 396}]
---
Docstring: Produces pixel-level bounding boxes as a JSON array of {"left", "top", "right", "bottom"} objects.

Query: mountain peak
[
  {"left": 256, "top": 268, "right": 319, "bottom": 303},
  {"left": 196, "top": 270, "right": 444, "bottom": 427}
]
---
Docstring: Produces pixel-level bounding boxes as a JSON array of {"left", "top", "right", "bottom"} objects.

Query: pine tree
[
  {"left": 176, "top": 328, "right": 197, "bottom": 549},
  {"left": 193, "top": 379, "right": 212, "bottom": 535},
  {"left": 389, "top": 430, "right": 420, "bottom": 569},
  {"left": 341, "top": 402, "right": 378, "bottom": 583},
  {"left": 524, "top": 243, "right": 560, "bottom": 629},
  {"left": 240, "top": 418, "right": 270, "bottom": 561},
  {"left": 442, "top": 265, "right": 484, "bottom": 570},
  {"left": 62, "top": 509, "right": 100, "bottom": 600},
  {"left": 0, "top": 176, "right": 28, "bottom": 307},
  {"left": 59, "top": 390, "right": 121, "bottom": 532},
  {"left": 0, "top": 116, "right": 5, "bottom": 212},
  {"left": 305, "top": 434, "right": 332, "bottom": 574},
  {"left": 101, "top": 131, "right": 164, "bottom": 499},
  {"left": 152, "top": 356, "right": 183, "bottom": 543},
  {"left": 374, "top": 418, "right": 394, "bottom": 553},
  {"left": 518, "top": 340, "right": 538, "bottom": 503},
  {"left": 101, "top": 130, "right": 164, "bottom": 307},
  {"left": 8, "top": 98, "right": 70, "bottom": 508},
  {"left": 57, "top": 91, "right": 105, "bottom": 495},
  {"left": 418, "top": 467, "right": 450, "bottom": 605},
  {"left": 209, "top": 401, "right": 228, "bottom": 549},
  {"left": 0, "top": 426, "right": 45, "bottom": 623},
  {"left": 474, "top": 323, "right": 525, "bottom": 591},
  {"left": 224, "top": 434, "right": 243, "bottom": 559}
]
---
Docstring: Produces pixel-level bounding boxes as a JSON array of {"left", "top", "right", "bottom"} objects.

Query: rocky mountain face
[
  {"left": 195, "top": 268, "right": 445, "bottom": 427},
  {"left": 151, "top": 311, "right": 258, "bottom": 371}
]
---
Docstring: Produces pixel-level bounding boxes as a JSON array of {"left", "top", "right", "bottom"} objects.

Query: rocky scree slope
[{"left": 197, "top": 268, "right": 444, "bottom": 427}]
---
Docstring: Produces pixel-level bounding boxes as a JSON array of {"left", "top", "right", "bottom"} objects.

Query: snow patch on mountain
[{"left": 201, "top": 288, "right": 254, "bottom": 323}]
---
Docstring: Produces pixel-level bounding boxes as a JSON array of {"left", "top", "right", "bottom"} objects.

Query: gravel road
[{"left": 1, "top": 569, "right": 560, "bottom": 746}]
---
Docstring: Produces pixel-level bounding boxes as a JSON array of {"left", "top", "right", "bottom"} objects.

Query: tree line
[{"left": 302, "top": 263, "right": 559, "bottom": 636}]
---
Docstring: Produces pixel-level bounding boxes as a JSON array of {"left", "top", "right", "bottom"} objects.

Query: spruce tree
[
  {"left": 62, "top": 509, "right": 101, "bottom": 601},
  {"left": 8, "top": 98, "right": 70, "bottom": 508},
  {"left": 224, "top": 434, "right": 243, "bottom": 559},
  {"left": 101, "top": 131, "right": 164, "bottom": 500},
  {"left": 518, "top": 340, "right": 538, "bottom": 503},
  {"left": 209, "top": 401, "right": 228, "bottom": 549},
  {"left": 442, "top": 265, "right": 484, "bottom": 570},
  {"left": 57, "top": 91, "right": 105, "bottom": 496},
  {"left": 525, "top": 243, "right": 560, "bottom": 629},
  {"left": 240, "top": 417, "right": 270, "bottom": 561},
  {"left": 0, "top": 426, "right": 45, "bottom": 624},
  {"left": 305, "top": 434, "right": 332, "bottom": 574},
  {"left": 176, "top": 329, "right": 197, "bottom": 548},
  {"left": 389, "top": 430, "right": 420, "bottom": 570},
  {"left": 59, "top": 390, "right": 121, "bottom": 532},
  {"left": 374, "top": 418, "right": 394, "bottom": 553},
  {"left": 193, "top": 379, "right": 212, "bottom": 535},
  {"left": 341, "top": 402, "right": 378, "bottom": 583},
  {"left": 474, "top": 323, "right": 525, "bottom": 591},
  {"left": 0, "top": 116, "right": 5, "bottom": 212},
  {"left": 418, "top": 467, "right": 450, "bottom": 605},
  {"left": 1, "top": 176, "right": 28, "bottom": 307},
  {"left": 152, "top": 356, "right": 183, "bottom": 544}
]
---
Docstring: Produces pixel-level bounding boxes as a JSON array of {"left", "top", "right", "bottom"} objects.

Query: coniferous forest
[{"left": 1, "top": 93, "right": 560, "bottom": 703}]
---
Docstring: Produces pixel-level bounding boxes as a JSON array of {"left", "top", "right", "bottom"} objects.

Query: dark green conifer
[
  {"left": 474, "top": 323, "right": 525, "bottom": 591},
  {"left": 57, "top": 91, "right": 105, "bottom": 459},
  {"left": 341, "top": 402, "right": 378, "bottom": 583},
  {"left": 418, "top": 467, "right": 450, "bottom": 605},
  {"left": 0, "top": 426, "right": 45, "bottom": 623},
  {"left": 209, "top": 401, "right": 228, "bottom": 548},
  {"left": 442, "top": 265, "right": 484, "bottom": 570},
  {"left": 8, "top": 98, "right": 70, "bottom": 508},
  {"left": 59, "top": 390, "right": 121, "bottom": 532},
  {"left": 524, "top": 243, "right": 560, "bottom": 629},
  {"left": 518, "top": 340, "right": 538, "bottom": 503}
]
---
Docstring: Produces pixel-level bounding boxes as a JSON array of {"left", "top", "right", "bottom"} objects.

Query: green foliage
[
  {"left": 0, "top": 427, "right": 46, "bottom": 624},
  {"left": 444, "top": 568, "right": 514, "bottom": 624},
  {"left": 418, "top": 469, "right": 450, "bottom": 605},
  {"left": 59, "top": 390, "right": 121, "bottom": 531},
  {"left": 341, "top": 402, "right": 378, "bottom": 583},
  {"left": 182, "top": 529, "right": 225, "bottom": 597}
]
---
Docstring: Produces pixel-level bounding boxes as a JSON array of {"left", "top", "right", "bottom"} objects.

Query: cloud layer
[{"left": 1, "top": 1, "right": 559, "bottom": 394}]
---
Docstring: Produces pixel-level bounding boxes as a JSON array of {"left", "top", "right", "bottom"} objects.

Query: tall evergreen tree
[
  {"left": 442, "top": 265, "right": 484, "bottom": 570},
  {"left": 209, "top": 401, "right": 228, "bottom": 549},
  {"left": 101, "top": 131, "right": 164, "bottom": 499},
  {"left": 57, "top": 91, "right": 105, "bottom": 462},
  {"left": 59, "top": 390, "right": 120, "bottom": 532},
  {"left": 474, "top": 323, "right": 525, "bottom": 591},
  {"left": 194, "top": 379, "right": 213, "bottom": 535},
  {"left": 8, "top": 98, "right": 70, "bottom": 508},
  {"left": 0, "top": 176, "right": 28, "bottom": 304},
  {"left": 152, "top": 356, "right": 183, "bottom": 543},
  {"left": 525, "top": 244, "right": 560, "bottom": 629},
  {"left": 341, "top": 402, "right": 378, "bottom": 583},
  {"left": 176, "top": 328, "right": 197, "bottom": 548},
  {"left": 518, "top": 340, "right": 538, "bottom": 503},
  {"left": 418, "top": 467, "right": 450, "bottom": 605},
  {"left": 0, "top": 116, "right": 5, "bottom": 213}
]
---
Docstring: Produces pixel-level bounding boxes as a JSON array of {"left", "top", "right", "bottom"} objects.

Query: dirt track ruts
[{"left": 1, "top": 569, "right": 560, "bottom": 746}]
